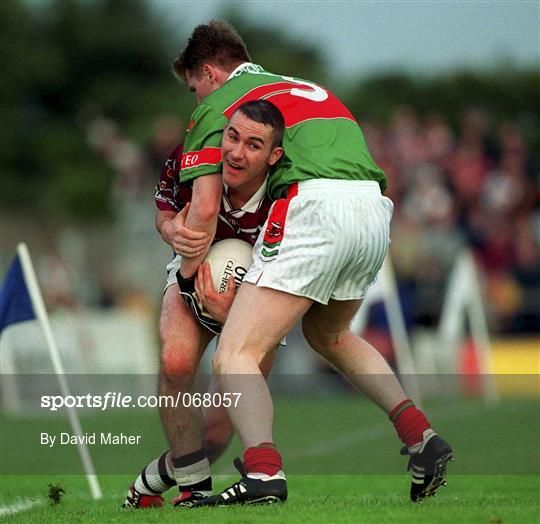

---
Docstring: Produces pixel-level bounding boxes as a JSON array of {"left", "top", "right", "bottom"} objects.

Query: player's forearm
[
  {"left": 179, "top": 174, "right": 222, "bottom": 278},
  {"left": 156, "top": 209, "right": 178, "bottom": 248}
]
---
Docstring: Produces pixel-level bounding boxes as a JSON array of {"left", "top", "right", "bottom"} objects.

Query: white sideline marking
[{"left": 0, "top": 498, "right": 43, "bottom": 517}]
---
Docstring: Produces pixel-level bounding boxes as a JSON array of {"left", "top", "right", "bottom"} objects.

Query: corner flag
[
  {"left": 0, "top": 243, "right": 103, "bottom": 500},
  {"left": 0, "top": 253, "right": 36, "bottom": 333}
]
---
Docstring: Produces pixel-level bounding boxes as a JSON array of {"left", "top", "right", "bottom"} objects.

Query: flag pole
[{"left": 16, "top": 243, "right": 103, "bottom": 500}]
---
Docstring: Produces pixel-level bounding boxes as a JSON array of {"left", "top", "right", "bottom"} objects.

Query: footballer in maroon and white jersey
[
  {"left": 154, "top": 143, "right": 272, "bottom": 248},
  {"left": 123, "top": 100, "right": 286, "bottom": 510}
]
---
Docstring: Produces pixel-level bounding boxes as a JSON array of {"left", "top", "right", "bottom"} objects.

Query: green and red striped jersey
[{"left": 181, "top": 63, "right": 387, "bottom": 200}]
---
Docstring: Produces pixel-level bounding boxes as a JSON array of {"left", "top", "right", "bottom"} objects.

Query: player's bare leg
[
  {"left": 124, "top": 285, "right": 280, "bottom": 508},
  {"left": 302, "top": 298, "right": 453, "bottom": 502},
  {"left": 213, "top": 283, "right": 311, "bottom": 448},
  {"left": 201, "top": 344, "right": 277, "bottom": 463},
  {"left": 199, "top": 374, "right": 234, "bottom": 463},
  {"left": 302, "top": 299, "right": 408, "bottom": 412},
  {"left": 198, "top": 283, "right": 312, "bottom": 505},
  {"left": 124, "top": 285, "right": 223, "bottom": 509},
  {"left": 158, "top": 285, "right": 215, "bottom": 458}
]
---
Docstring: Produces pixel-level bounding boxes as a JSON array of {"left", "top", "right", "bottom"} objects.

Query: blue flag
[{"left": 0, "top": 254, "right": 36, "bottom": 333}]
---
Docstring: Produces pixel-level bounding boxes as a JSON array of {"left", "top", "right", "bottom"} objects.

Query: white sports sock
[{"left": 134, "top": 450, "right": 176, "bottom": 495}]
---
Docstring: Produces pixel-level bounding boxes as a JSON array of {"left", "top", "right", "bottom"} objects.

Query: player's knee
[
  {"left": 212, "top": 344, "right": 248, "bottom": 374},
  {"left": 302, "top": 317, "right": 343, "bottom": 356},
  {"left": 302, "top": 317, "right": 327, "bottom": 352},
  {"left": 160, "top": 343, "right": 198, "bottom": 376},
  {"left": 211, "top": 351, "right": 227, "bottom": 374},
  {"left": 212, "top": 337, "right": 236, "bottom": 373}
]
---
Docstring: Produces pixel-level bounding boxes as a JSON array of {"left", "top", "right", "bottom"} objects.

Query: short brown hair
[
  {"left": 233, "top": 100, "right": 285, "bottom": 148},
  {"left": 172, "top": 20, "right": 250, "bottom": 79}
]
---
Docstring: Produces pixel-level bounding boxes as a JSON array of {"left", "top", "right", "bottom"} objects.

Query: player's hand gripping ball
[
  {"left": 177, "top": 239, "right": 253, "bottom": 334},
  {"left": 203, "top": 238, "right": 253, "bottom": 294}
]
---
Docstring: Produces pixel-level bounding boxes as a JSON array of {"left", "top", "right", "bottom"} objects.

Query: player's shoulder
[
  {"left": 159, "top": 142, "right": 183, "bottom": 176},
  {"left": 204, "top": 64, "right": 286, "bottom": 107},
  {"left": 190, "top": 102, "right": 222, "bottom": 121},
  {"left": 168, "top": 143, "right": 183, "bottom": 161},
  {"left": 185, "top": 103, "right": 228, "bottom": 140}
]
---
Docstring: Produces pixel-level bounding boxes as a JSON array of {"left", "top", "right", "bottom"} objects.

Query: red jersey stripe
[
  {"left": 223, "top": 81, "right": 356, "bottom": 128},
  {"left": 181, "top": 147, "right": 222, "bottom": 170},
  {"left": 263, "top": 182, "right": 299, "bottom": 246}
]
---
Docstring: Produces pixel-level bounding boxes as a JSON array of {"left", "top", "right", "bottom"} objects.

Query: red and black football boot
[
  {"left": 122, "top": 483, "right": 164, "bottom": 508},
  {"left": 194, "top": 457, "right": 287, "bottom": 507},
  {"left": 171, "top": 490, "right": 209, "bottom": 507}
]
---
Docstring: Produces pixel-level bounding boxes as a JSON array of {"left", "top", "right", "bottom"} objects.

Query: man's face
[{"left": 221, "top": 111, "right": 283, "bottom": 193}]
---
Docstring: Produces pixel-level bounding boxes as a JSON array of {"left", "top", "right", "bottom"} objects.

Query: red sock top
[
  {"left": 389, "top": 399, "right": 431, "bottom": 448},
  {"left": 244, "top": 443, "right": 282, "bottom": 476}
]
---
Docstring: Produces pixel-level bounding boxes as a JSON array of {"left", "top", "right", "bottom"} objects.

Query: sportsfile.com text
[{"left": 40, "top": 392, "right": 242, "bottom": 411}]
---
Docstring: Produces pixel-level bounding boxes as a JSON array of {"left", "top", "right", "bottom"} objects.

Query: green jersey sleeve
[{"left": 179, "top": 103, "right": 228, "bottom": 183}]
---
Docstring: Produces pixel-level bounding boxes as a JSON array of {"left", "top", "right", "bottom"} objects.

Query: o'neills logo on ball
[
  {"left": 234, "top": 266, "right": 247, "bottom": 287},
  {"left": 220, "top": 259, "right": 247, "bottom": 293},
  {"left": 220, "top": 260, "right": 235, "bottom": 293}
]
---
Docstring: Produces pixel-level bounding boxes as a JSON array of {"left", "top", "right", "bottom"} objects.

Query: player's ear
[
  {"left": 268, "top": 146, "right": 284, "bottom": 166},
  {"left": 202, "top": 63, "right": 215, "bottom": 82},
  {"left": 203, "top": 63, "right": 225, "bottom": 85}
]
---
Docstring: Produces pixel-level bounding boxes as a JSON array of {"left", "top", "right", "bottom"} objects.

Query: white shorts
[
  {"left": 244, "top": 179, "right": 393, "bottom": 304},
  {"left": 165, "top": 254, "right": 181, "bottom": 291}
]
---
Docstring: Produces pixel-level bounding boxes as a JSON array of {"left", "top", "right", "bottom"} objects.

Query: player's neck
[
  {"left": 227, "top": 187, "right": 252, "bottom": 209},
  {"left": 227, "top": 176, "right": 266, "bottom": 209}
]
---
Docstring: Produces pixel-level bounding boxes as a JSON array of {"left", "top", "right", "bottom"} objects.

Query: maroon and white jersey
[
  {"left": 154, "top": 144, "right": 272, "bottom": 246},
  {"left": 154, "top": 144, "right": 183, "bottom": 213}
]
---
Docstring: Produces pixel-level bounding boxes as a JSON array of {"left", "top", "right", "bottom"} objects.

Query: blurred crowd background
[{"left": 1, "top": 0, "right": 539, "bottom": 339}]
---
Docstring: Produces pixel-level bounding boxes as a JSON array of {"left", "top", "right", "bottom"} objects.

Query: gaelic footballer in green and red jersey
[{"left": 180, "top": 63, "right": 387, "bottom": 200}]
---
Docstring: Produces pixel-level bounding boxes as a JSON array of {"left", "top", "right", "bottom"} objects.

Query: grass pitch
[
  {"left": 1, "top": 397, "right": 539, "bottom": 522},
  {"left": 2, "top": 474, "right": 539, "bottom": 523}
]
